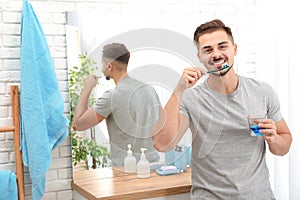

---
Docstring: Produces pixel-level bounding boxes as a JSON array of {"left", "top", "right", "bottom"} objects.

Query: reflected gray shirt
[
  {"left": 94, "top": 76, "right": 160, "bottom": 166},
  {"left": 180, "top": 75, "right": 281, "bottom": 200}
]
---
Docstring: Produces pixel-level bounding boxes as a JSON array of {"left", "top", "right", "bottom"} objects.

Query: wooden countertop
[{"left": 72, "top": 167, "right": 192, "bottom": 200}]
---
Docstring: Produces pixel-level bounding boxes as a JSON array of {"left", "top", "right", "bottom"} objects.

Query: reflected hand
[{"left": 84, "top": 74, "right": 98, "bottom": 91}]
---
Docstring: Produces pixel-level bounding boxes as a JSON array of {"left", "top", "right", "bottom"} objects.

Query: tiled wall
[{"left": 0, "top": 0, "right": 256, "bottom": 199}]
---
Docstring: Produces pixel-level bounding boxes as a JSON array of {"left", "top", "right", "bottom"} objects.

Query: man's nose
[{"left": 211, "top": 49, "right": 222, "bottom": 58}]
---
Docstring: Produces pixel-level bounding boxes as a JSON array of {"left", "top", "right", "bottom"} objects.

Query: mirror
[{"left": 67, "top": 12, "right": 200, "bottom": 172}]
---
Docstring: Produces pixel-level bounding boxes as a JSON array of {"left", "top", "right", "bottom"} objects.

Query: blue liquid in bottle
[{"left": 250, "top": 125, "right": 263, "bottom": 136}]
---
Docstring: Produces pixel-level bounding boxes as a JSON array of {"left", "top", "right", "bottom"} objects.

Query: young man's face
[{"left": 197, "top": 30, "right": 237, "bottom": 74}]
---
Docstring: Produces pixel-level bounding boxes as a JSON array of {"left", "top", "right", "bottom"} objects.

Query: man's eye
[
  {"left": 203, "top": 49, "right": 212, "bottom": 54},
  {"left": 220, "top": 45, "right": 227, "bottom": 50}
]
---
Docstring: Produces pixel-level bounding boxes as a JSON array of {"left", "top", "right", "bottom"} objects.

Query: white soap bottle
[
  {"left": 124, "top": 144, "right": 137, "bottom": 173},
  {"left": 137, "top": 148, "right": 150, "bottom": 178}
]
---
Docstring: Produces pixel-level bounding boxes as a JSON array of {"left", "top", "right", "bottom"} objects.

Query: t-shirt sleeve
[
  {"left": 264, "top": 83, "right": 282, "bottom": 122},
  {"left": 93, "top": 90, "right": 113, "bottom": 118}
]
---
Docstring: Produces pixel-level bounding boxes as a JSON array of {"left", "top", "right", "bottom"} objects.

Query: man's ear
[{"left": 108, "top": 63, "right": 113, "bottom": 71}]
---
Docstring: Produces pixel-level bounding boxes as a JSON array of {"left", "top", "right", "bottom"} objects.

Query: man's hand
[
  {"left": 84, "top": 74, "right": 98, "bottom": 91},
  {"left": 258, "top": 118, "right": 277, "bottom": 144},
  {"left": 176, "top": 67, "right": 206, "bottom": 91}
]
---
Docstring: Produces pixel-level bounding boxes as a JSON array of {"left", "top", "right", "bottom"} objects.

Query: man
[
  {"left": 73, "top": 43, "right": 160, "bottom": 166},
  {"left": 152, "top": 19, "right": 292, "bottom": 199}
]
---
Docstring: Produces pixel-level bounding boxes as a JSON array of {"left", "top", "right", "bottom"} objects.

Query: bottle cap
[{"left": 127, "top": 144, "right": 132, "bottom": 155}]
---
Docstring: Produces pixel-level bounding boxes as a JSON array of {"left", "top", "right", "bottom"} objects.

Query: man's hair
[
  {"left": 193, "top": 19, "right": 234, "bottom": 45},
  {"left": 102, "top": 43, "right": 130, "bottom": 64}
]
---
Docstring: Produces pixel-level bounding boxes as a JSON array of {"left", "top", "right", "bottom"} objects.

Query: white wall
[{"left": 0, "top": 0, "right": 256, "bottom": 199}]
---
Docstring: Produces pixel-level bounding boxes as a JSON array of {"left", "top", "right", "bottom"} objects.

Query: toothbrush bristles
[{"left": 207, "top": 63, "right": 230, "bottom": 74}]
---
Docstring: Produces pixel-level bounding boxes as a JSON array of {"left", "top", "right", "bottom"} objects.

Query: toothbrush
[{"left": 207, "top": 63, "right": 229, "bottom": 74}]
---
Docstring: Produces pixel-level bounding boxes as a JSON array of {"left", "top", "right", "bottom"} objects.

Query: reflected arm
[{"left": 73, "top": 75, "right": 104, "bottom": 131}]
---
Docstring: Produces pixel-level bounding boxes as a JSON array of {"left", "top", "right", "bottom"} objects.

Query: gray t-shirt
[
  {"left": 180, "top": 75, "right": 281, "bottom": 200},
  {"left": 94, "top": 76, "right": 160, "bottom": 166}
]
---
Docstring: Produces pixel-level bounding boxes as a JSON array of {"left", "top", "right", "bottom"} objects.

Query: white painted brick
[
  {"left": 51, "top": 157, "right": 72, "bottom": 169},
  {"left": 50, "top": 47, "right": 67, "bottom": 58},
  {"left": 5, "top": 131, "right": 14, "bottom": 140},
  {"left": 2, "top": 35, "right": 20, "bottom": 47},
  {"left": 0, "top": 1, "right": 23, "bottom": 11},
  {"left": 0, "top": 164, "right": 15, "bottom": 171},
  {"left": 35, "top": 12, "right": 53, "bottom": 24},
  {"left": 51, "top": 147, "right": 60, "bottom": 159},
  {"left": 58, "top": 168, "right": 72, "bottom": 179},
  {"left": 54, "top": 58, "right": 67, "bottom": 70},
  {"left": 64, "top": 104, "right": 70, "bottom": 113},
  {"left": 0, "top": 47, "right": 20, "bottom": 59},
  {"left": 0, "top": 141, "right": 14, "bottom": 152},
  {"left": 76, "top": 2, "right": 121, "bottom": 13},
  {"left": 58, "top": 80, "right": 69, "bottom": 91},
  {"left": 200, "top": 5, "right": 238, "bottom": 15},
  {"left": 0, "top": 152, "right": 9, "bottom": 164},
  {"left": 61, "top": 91, "right": 70, "bottom": 102},
  {"left": 60, "top": 145, "right": 72, "bottom": 157},
  {"left": 0, "top": 107, "right": 8, "bottom": 118},
  {"left": 46, "top": 179, "right": 72, "bottom": 192},
  {"left": 46, "top": 169, "right": 58, "bottom": 181},
  {"left": 57, "top": 190, "right": 73, "bottom": 200},
  {"left": 60, "top": 136, "right": 71, "bottom": 146},
  {"left": 54, "top": 70, "right": 68, "bottom": 81},
  {"left": 121, "top": 3, "right": 161, "bottom": 13},
  {"left": 9, "top": 151, "right": 15, "bottom": 163},
  {"left": 3, "top": 59, "right": 20, "bottom": 71},
  {"left": 0, "top": 133, "right": 5, "bottom": 141},
  {"left": 0, "top": 85, "right": 6, "bottom": 95},
  {"left": 0, "top": 96, "right": 11, "bottom": 106},
  {"left": 54, "top": 36, "right": 66, "bottom": 47},
  {"left": 23, "top": 172, "right": 31, "bottom": 185},
  {"left": 3, "top": 11, "right": 21, "bottom": 23},
  {"left": 52, "top": 12, "right": 67, "bottom": 24},
  {"left": 162, "top": 4, "right": 200, "bottom": 14},
  {"left": 183, "top": 0, "right": 218, "bottom": 4},
  {"left": 0, "top": 24, "right": 20, "bottom": 35},
  {"left": 0, "top": 71, "right": 20, "bottom": 82},
  {"left": 45, "top": 36, "right": 54, "bottom": 47},
  {"left": 43, "top": 24, "right": 66, "bottom": 35},
  {"left": 41, "top": 192, "right": 57, "bottom": 200},
  {"left": 30, "top": 1, "right": 76, "bottom": 13}
]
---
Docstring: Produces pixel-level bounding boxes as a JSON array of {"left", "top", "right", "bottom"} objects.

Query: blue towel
[
  {"left": 0, "top": 170, "right": 18, "bottom": 200},
  {"left": 20, "top": 0, "right": 69, "bottom": 199}
]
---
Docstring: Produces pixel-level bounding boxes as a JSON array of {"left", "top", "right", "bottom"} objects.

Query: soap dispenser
[
  {"left": 124, "top": 144, "right": 137, "bottom": 173},
  {"left": 137, "top": 148, "right": 150, "bottom": 178}
]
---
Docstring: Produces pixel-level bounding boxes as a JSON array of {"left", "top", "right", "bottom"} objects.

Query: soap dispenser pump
[
  {"left": 124, "top": 144, "right": 137, "bottom": 173},
  {"left": 137, "top": 148, "right": 150, "bottom": 178}
]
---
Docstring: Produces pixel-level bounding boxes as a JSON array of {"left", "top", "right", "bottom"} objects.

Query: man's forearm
[
  {"left": 73, "top": 87, "right": 93, "bottom": 128},
  {"left": 269, "top": 133, "right": 292, "bottom": 156},
  {"left": 152, "top": 87, "right": 186, "bottom": 151}
]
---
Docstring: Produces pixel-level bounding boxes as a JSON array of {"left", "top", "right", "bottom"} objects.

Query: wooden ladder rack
[{"left": 0, "top": 86, "right": 25, "bottom": 200}]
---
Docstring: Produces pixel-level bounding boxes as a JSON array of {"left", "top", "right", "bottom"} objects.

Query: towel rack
[{"left": 0, "top": 86, "right": 25, "bottom": 200}]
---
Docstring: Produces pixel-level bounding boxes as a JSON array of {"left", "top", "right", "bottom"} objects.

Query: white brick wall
[{"left": 0, "top": 0, "right": 256, "bottom": 199}]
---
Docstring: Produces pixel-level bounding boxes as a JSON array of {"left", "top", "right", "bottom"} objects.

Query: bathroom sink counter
[{"left": 72, "top": 166, "right": 192, "bottom": 200}]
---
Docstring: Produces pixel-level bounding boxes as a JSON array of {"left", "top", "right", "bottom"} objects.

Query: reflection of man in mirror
[{"left": 73, "top": 43, "right": 160, "bottom": 166}]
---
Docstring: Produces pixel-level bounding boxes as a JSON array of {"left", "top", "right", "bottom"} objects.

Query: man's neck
[
  {"left": 114, "top": 72, "right": 128, "bottom": 85},
  {"left": 207, "top": 70, "right": 238, "bottom": 94}
]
